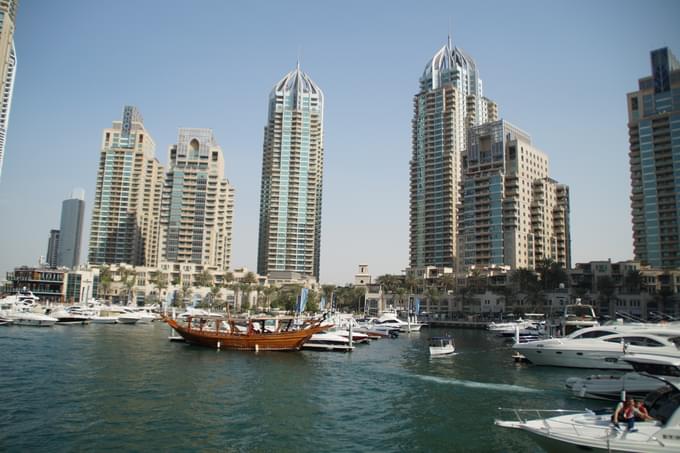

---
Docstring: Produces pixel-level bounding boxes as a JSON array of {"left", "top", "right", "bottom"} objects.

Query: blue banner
[
  {"left": 414, "top": 297, "right": 421, "bottom": 315},
  {"left": 319, "top": 296, "right": 326, "bottom": 311}
]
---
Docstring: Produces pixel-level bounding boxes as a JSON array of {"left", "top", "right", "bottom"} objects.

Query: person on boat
[
  {"left": 611, "top": 398, "right": 638, "bottom": 432},
  {"left": 634, "top": 400, "right": 654, "bottom": 421}
]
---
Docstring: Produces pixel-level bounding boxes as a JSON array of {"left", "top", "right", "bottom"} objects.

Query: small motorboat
[{"left": 429, "top": 335, "right": 455, "bottom": 356}]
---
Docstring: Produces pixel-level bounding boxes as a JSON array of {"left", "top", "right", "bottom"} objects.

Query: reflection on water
[{"left": 0, "top": 324, "right": 611, "bottom": 452}]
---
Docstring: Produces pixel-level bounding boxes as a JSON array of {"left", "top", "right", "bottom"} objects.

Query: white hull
[
  {"left": 91, "top": 317, "right": 118, "bottom": 324},
  {"left": 12, "top": 317, "right": 57, "bottom": 327},
  {"left": 429, "top": 345, "right": 455, "bottom": 356},
  {"left": 497, "top": 413, "right": 677, "bottom": 453},
  {"left": 515, "top": 347, "right": 634, "bottom": 369},
  {"left": 117, "top": 315, "right": 140, "bottom": 324},
  {"left": 566, "top": 373, "right": 667, "bottom": 400}
]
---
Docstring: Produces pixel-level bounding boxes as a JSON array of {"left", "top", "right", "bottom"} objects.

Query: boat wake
[{"left": 412, "top": 374, "right": 541, "bottom": 393}]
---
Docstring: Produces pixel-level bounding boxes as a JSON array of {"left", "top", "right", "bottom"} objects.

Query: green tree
[
  {"left": 239, "top": 282, "right": 251, "bottom": 310},
  {"left": 263, "top": 286, "right": 277, "bottom": 310},
  {"left": 119, "top": 268, "right": 136, "bottom": 305},
  {"left": 596, "top": 275, "right": 616, "bottom": 316},
  {"left": 195, "top": 269, "right": 213, "bottom": 288},
  {"left": 623, "top": 269, "right": 643, "bottom": 294},
  {"left": 98, "top": 266, "right": 112, "bottom": 302}
]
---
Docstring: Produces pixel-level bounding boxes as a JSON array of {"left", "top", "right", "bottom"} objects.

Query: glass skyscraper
[
  {"left": 257, "top": 64, "right": 324, "bottom": 280},
  {"left": 628, "top": 47, "right": 680, "bottom": 267},
  {"left": 410, "top": 38, "right": 497, "bottom": 271},
  {"left": 0, "top": 0, "right": 18, "bottom": 182},
  {"left": 56, "top": 189, "right": 85, "bottom": 268}
]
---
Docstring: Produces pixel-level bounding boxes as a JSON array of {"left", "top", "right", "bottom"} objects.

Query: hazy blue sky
[{"left": 1, "top": 0, "right": 679, "bottom": 285}]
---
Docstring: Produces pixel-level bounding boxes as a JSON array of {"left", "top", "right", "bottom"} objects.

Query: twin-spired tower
[
  {"left": 410, "top": 38, "right": 498, "bottom": 271},
  {"left": 257, "top": 64, "right": 325, "bottom": 280}
]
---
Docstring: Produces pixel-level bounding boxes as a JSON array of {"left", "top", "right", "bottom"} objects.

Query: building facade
[
  {"left": 627, "top": 47, "right": 680, "bottom": 267},
  {"left": 0, "top": 0, "right": 17, "bottom": 182},
  {"left": 56, "top": 189, "right": 85, "bottom": 268},
  {"left": 159, "top": 128, "right": 235, "bottom": 270},
  {"left": 410, "top": 38, "right": 497, "bottom": 272},
  {"left": 4, "top": 266, "right": 65, "bottom": 304},
  {"left": 459, "top": 120, "right": 570, "bottom": 270},
  {"left": 46, "top": 229, "right": 59, "bottom": 268},
  {"left": 257, "top": 64, "right": 325, "bottom": 280},
  {"left": 88, "top": 106, "right": 164, "bottom": 267}
]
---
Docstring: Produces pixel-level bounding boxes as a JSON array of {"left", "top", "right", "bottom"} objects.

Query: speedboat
[
  {"left": 302, "top": 332, "right": 355, "bottom": 352},
  {"left": 374, "top": 313, "right": 424, "bottom": 333},
  {"left": 1, "top": 298, "right": 57, "bottom": 327},
  {"left": 495, "top": 377, "right": 680, "bottom": 452},
  {"left": 513, "top": 325, "right": 680, "bottom": 369},
  {"left": 565, "top": 355, "right": 680, "bottom": 401},
  {"left": 50, "top": 307, "right": 91, "bottom": 325},
  {"left": 429, "top": 335, "right": 455, "bottom": 356}
]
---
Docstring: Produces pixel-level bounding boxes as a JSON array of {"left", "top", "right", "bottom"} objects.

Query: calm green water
[{"left": 0, "top": 324, "right": 612, "bottom": 452}]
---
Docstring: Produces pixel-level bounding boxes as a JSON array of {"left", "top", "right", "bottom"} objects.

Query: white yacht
[
  {"left": 374, "top": 312, "right": 424, "bottom": 333},
  {"left": 565, "top": 354, "right": 680, "bottom": 401},
  {"left": 495, "top": 377, "right": 680, "bottom": 452},
  {"left": 562, "top": 301, "right": 599, "bottom": 335},
  {"left": 3, "top": 302, "right": 58, "bottom": 327},
  {"left": 302, "top": 332, "right": 355, "bottom": 352},
  {"left": 513, "top": 325, "right": 680, "bottom": 369}
]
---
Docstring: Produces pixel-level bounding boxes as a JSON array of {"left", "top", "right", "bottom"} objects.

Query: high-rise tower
[
  {"left": 56, "top": 189, "right": 85, "bottom": 268},
  {"left": 257, "top": 64, "right": 324, "bottom": 280},
  {"left": 409, "top": 38, "right": 497, "bottom": 271},
  {"left": 628, "top": 48, "right": 680, "bottom": 267},
  {"left": 0, "top": 0, "right": 18, "bottom": 182},
  {"left": 159, "top": 128, "right": 235, "bottom": 269},
  {"left": 460, "top": 120, "right": 570, "bottom": 270},
  {"left": 88, "top": 106, "right": 164, "bottom": 267}
]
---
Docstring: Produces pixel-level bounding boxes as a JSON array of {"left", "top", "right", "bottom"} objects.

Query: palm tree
[
  {"left": 623, "top": 269, "right": 643, "bottom": 294},
  {"left": 596, "top": 275, "right": 616, "bottom": 317},
  {"left": 208, "top": 282, "right": 222, "bottom": 311},
  {"left": 98, "top": 266, "right": 112, "bottom": 302},
  {"left": 263, "top": 286, "right": 277, "bottom": 311},
  {"left": 321, "top": 284, "right": 335, "bottom": 310},
  {"left": 239, "top": 282, "right": 251, "bottom": 311},
  {"left": 195, "top": 269, "right": 213, "bottom": 288},
  {"left": 117, "top": 268, "right": 136, "bottom": 305}
]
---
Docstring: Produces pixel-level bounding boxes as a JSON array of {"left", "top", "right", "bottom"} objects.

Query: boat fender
[
  {"left": 255, "top": 344, "right": 259, "bottom": 352},
  {"left": 217, "top": 341, "right": 221, "bottom": 350}
]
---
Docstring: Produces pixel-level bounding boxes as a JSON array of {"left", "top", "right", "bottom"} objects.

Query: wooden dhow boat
[{"left": 164, "top": 315, "right": 330, "bottom": 351}]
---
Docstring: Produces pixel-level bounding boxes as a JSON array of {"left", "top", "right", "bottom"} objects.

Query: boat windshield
[
  {"left": 631, "top": 361, "right": 680, "bottom": 377},
  {"left": 643, "top": 385, "right": 680, "bottom": 424},
  {"left": 565, "top": 305, "right": 595, "bottom": 318}
]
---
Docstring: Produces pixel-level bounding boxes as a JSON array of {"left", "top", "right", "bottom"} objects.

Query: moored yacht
[
  {"left": 513, "top": 325, "right": 680, "bottom": 369},
  {"left": 495, "top": 377, "right": 680, "bottom": 452},
  {"left": 302, "top": 332, "right": 355, "bottom": 352}
]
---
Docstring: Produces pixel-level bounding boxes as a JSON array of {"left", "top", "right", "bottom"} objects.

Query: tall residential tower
[
  {"left": 459, "top": 120, "right": 570, "bottom": 270},
  {"left": 88, "top": 106, "right": 164, "bottom": 267},
  {"left": 257, "top": 64, "right": 324, "bottom": 280},
  {"left": 628, "top": 48, "right": 680, "bottom": 267},
  {"left": 0, "top": 0, "right": 18, "bottom": 182},
  {"left": 410, "top": 39, "right": 497, "bottom": 271},
  {"left": 159, "top": 128, "right": 235, "bottom": 269}
]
